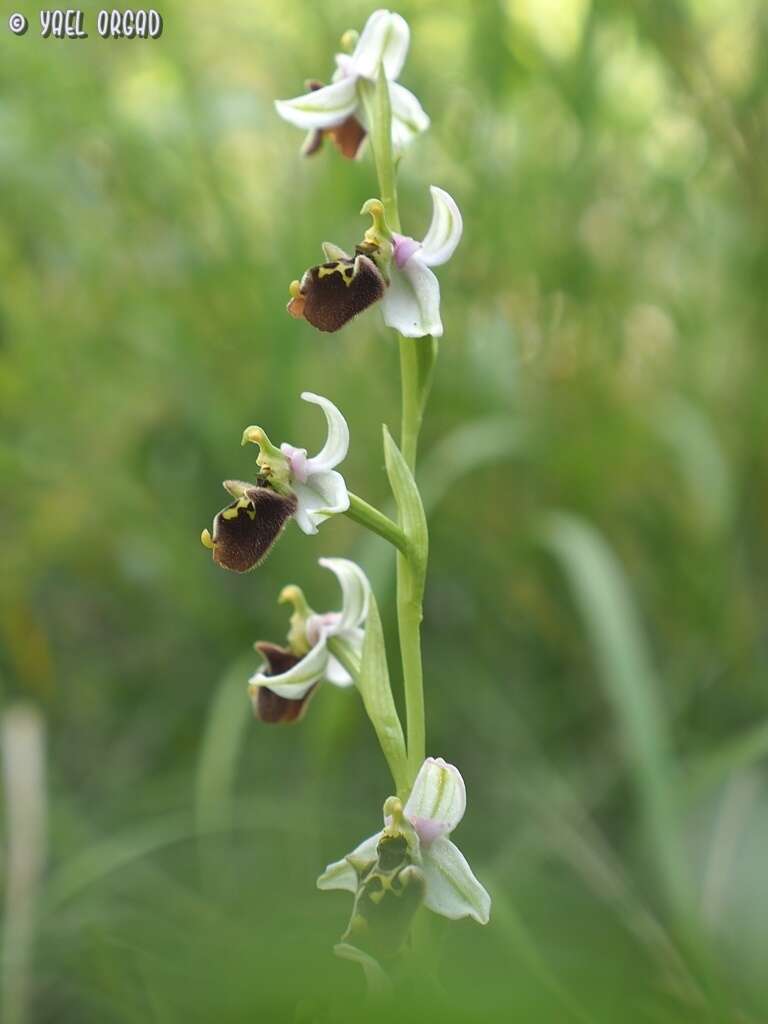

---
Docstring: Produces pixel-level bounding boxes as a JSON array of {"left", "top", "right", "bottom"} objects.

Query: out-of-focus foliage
[{"left": 2, "top": 0, "right": 768, "bottom": 1020}]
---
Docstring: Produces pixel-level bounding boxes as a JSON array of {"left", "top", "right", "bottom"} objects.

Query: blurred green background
[{"left": 2, "top": 0, "right": 768, "bottom": 1020}]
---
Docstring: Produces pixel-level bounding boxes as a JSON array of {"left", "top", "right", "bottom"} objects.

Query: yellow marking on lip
[
  {"left": 317, "top": 260, "right": 356, "bottom": 287},
  {"left": 221, "top": 497, "right": 256, "bottom": 521}
]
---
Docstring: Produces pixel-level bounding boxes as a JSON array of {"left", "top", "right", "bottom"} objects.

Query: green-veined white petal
[
  {"left": 419, "top": 186, "right": 463, "bottom": 267},
  {"left": 389, "top": 82, "right": 430, "bottom": 153},
  {"left": 381, "top": 255, "right": 442, "bottom": 338},
  {"left": 317, "top": 831, "right": 380, "bottom": 892},
  {"left": 421, "top": 836, "right": 491, "bottom": 924},
  {"left": 404, "top": 756, "right": 466, "bottom": 845},
  {"left": 348, "top": 9, "right": 410, "bottom": 81},
  {"left": 248, "top": 638, "right": 329, "bottom": 700},
  {"left": 299, "top": 391, "right": 350, "bottom": 475},
  {"left": 274, "top": 77, "right": 358, "bottom": 130},
  {"left": 319, "top": 558, "right": 370, "bottom": 633}
]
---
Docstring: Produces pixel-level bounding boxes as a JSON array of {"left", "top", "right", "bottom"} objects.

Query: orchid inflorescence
[{"left": 203, "top": 9, "right": 489, "bottom": 980}]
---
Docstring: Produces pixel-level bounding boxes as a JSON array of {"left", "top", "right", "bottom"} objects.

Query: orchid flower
[
  {"left": 249, "top": 558, "right": 370, "bottom": 723},
  {"left": 318, "top": 757, "right": 490, "bottom": 925},
  {"left": 287, "top": 189, "right": 462, "bottom": 337},
  {"left": 275, "top": 9, "right": 429, "bottom": 159},
  {"left": 201, "top": 392, "right": 349, "bottom": 572},
  {"left": 383, "top": 186, "right": 463, "bottom": 339}
]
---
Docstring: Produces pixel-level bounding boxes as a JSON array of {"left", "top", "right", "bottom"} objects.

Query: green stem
[
  {"left": 398, "top": 338, "right": 420, "bottom": 470},
  {"left": 359, "top": 69, "right": 400, "bottom": 232},
  {"left": 364, "top": 63, "right": 435, "bottom": 785},
  {"left": 397, "top": 335, "right": 438, "bottom": 470},
  {"left": 397, "top": 551, "right": 425, "bottom": 780},
  {"left": 345, "top": 493, "right": 410, "bottom": 556}
]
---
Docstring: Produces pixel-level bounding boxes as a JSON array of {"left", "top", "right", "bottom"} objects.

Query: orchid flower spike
[
  {"left": 384, "top": 186, "right": 463, "bottom": 339},
  {"left": 249, "top": 558, "right": 370, "bottom": 724},
  {"left": 318, "top": 757, "right": 490, "bottom": 926},
  {"left": 201, "top": 392, "right": 349, "bottom": 572},
  {"left": 275, "top": 9, "right": 429, "bottom": 159}
]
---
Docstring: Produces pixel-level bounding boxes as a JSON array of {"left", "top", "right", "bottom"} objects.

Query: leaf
[
  {"left": 543, "top": 513, "right": 692, "bottom": 927},
  {"left": 653, "top": 396, "right": 732, "bottom": 533},
  {"left": 194, "top": 657, "right": 252, "bottom": 840},
  {"left": 687, "top": 720, "right": 768, "bottom": 800},
  {"left": 359, "top": 587, "right": 409, "bottom": 798},
  {"left": 382, "top": 425, "right": 427, "bottom": 587},
  {"left": 194, "top": 656, "right": 252, "bottom": 888}
]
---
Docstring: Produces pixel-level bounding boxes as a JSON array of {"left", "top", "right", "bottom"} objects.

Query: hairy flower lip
[
  {"left": 287, "top": 254, "right": 386, "bottom": 333},
  {"left": 208, "top": 487, "right": 297, "bottom": 573}
]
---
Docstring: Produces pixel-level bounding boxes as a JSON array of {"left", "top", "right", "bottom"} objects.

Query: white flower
[
  {"left": 382, "top": 186, "right": 463, "bottom": 339},
  {"left": 202, "top": 392, "right": 350, "bottom": 573},
  {"left": 249, "top": 558, "right": 370, "bottom": 718},
  {"left": 275, "top": 9, "right": 429, "bottom": 156},
  {"left": 279, "top": 392, "right": 350, "bottom": 534},
  {"left": 318, "top": 757, "right": 491, "bottom": 924}
]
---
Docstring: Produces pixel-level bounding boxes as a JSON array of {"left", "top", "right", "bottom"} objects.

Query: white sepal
[
  {"left": 349, "top": 10, "right": 410, "bottom": 81},
  {"left": 404, "top": 756, "right": 466, "bottom": 845},
  {"left": 248, "top": 639, "right": 329, "bottom": 700},
  {"left": 317, "top": 831, "right": 380, "bottom": 892},
  {"left": 389, "top": 82, "right": 431, "bottom": 153},
  {"left": 421, "top": 836, "right": 491, "bottom": 924},
  {"left": 325, "top": 654, "right": 354, "bottom": 687},
  {"left": 292, "top": 471, "right": 350, "bottom": 534},
  {"left": 324, "top": 626, "right": 364, "bottom": 686},
  {"left": 291, "top": 477, "right": 340, "bottom": 533},
  {"left": 281, "top": 392, "right": 350, "bottom": 533},
  {"left": 381, "top": 256, "right": 443, "bottom": 338},
  {"left": 381, "top": 186, "right": 462, "bottom": 338},
  {"left": 299, "top": 391, "right": 350, "bottom": 474},
  {"left": 274, "top": 77, "right": 358, "bottom": 130},
  {"left": 419, "top": 187, "right": 463, "bottom": 267},
  {"left": 319, "top": 558, "right": 370, "bottom": 633}
]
